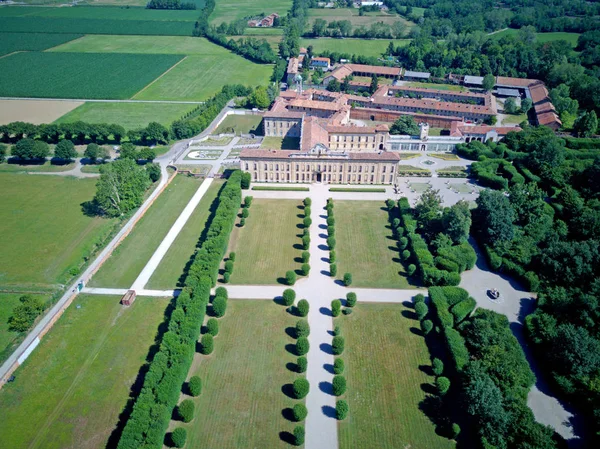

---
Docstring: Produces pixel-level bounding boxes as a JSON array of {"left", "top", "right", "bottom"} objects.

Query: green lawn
[
  {"left": 491, "top": 29, "right": 581, "bottom": 48},
  {"left": 227, "top": 199, "right": 303, "bottom": 284},
  {"left": 90, "top": 175, "right": 202, "bottom": 288},
  {"left": 300, "top": 38, "right": 411, "bottom": 57},
  {"left": 133, "top": 54, "right": 272, "bottom": 101},
  {"left": 0, "top": 4, "right": 201, "bottom": 20},
  {"left": 183, "top": 299, "right": 302, "bottom": 448},
  {"left": 54, "top": 102, "right": 197, "bottom": 131},
  {"left": 0, "top": 294, "right": 169, "bottom": 449},
  {"left": 261, "top": 136, "right": 300, "bottom": 150},
  {"left": 215, "top": 114, "right": 263, "bottom": 135},
  {"left": 404, "top": 81, "right": 467, "bottom": 92},
  {"left": 338, "top": 303, "right": 455, "bottom": 449},
  {"left": 0, "top": 174, "right": 117, "bottom": 290},
  {"left": 335, "top": 201, "right": 414, "bottom": 289},
  {"left": 210, "top": 0, "right": 292, "bottom": 23},
  {"left": 147, "top": 179, "right": 223, "bottom": 289},
  {"left": 502, "top": 112, "right": 528, "bottom": 125},
  {"left": 0, "top": 160, "right": 75, "bottom": 172}
]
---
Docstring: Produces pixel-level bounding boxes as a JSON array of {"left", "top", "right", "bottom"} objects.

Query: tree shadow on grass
[
  {"left": 292, "top": 243, "right": 304, "bottom": 250},
  {"left": 279, "top": 431, "right": 296, "bottom": 445},
  {"left": 401, "top": 310, "right": 418, "bottom": 320},
  {"left": 410, "top": 327, "right": 423, "bottom": 336},
  {"left": 281, "top": 383, "right": 296, "bottom": 399},
  {"left": 285, "top": 326, "right": 296, "bottom": 339},
  {"left": 419, "top": 364, "right": 434, "bottom": 376},
  {"left": 402, "top": 300, "right": 413, "bottom": 308},
  {"left": 282, "top": 407, "right": 296, "bottom": 422},
  {"left": 286, "top": 362, "right": 298, "bottom": 373},
  {"left": 81, "top": 199, "right": 102, "bottom": 217},
  {"left": 285, "top": 343, "right": 297, "bottom": 356},
  {"left": 421, "top": 382, "right": 438, "bottom": 395}
]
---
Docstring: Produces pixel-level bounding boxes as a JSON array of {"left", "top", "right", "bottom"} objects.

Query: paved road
[{"left": 29, "top": 159, "right": 100, "bottom": 178}]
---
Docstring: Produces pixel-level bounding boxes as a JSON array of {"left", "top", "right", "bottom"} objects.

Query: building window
[
  {"left": 254, "top": 163, "right": 257, "bottom": 170},
  {"left": 371, "top": 175, "right": 374, "bottom": 182},
  {"left": 339, "top": 174, "right": 342, "bottom": 182},
  {"left": 296, "top": 164, "right": 299, "bottom": 170},
  {"left": 390, "top": 174, "right": 393, "bottom": 183},
  {"left": 358, "top": 175, "right": 361, "bottom": 182},
  {"left": 371, "top": 165, "right": 375, "bottom": 173},
  {"left": 383, "top": 166, "right": 386, "bottom": 173},
  {"left": 359, "top": 166, "right": 362, "bottom": 173},
  {"left": 296, "top": 173, "right": 299, "bottom": 181},
  {"left": 264, "top": 163, "right": 267, "bottom": 170},
  {"left": 276, "top": 163, "right": 279, "bottom": 170}
]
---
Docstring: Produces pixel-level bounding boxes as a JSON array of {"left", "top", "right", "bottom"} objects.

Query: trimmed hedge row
[
  {"left": 483, "top": 244, "right": 540, "bottom": 291},
  {"left": 117, "top": 171, "right": 242, "bottom": 449}
]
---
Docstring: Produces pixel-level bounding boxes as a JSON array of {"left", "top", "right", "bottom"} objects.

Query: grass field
[
  {"left": 133, "top": 54, "right": 272, "bottom": 101},
  {"left": 185, "top": 299, "right": 302, "bottom": 448},
  {"left": 215, "top": 114, "right": 263, "bottom": 135},
  {"left": 226, "top": 199, "right": 303, "bottom": 284},
  {"left": 491, "top": 29, "right": 581, "bottom": 48},
  {"left": 338, "top": 303, "right": 455, "bottom": 449},
  {"left": 0, "top": 52, "right": 183, "bottom": 99},
  {"left": 147, "top": 179, "right": 223, "bottom": 289},
  {"left": 300, "top": 38, "right": 411, "bottom": 57},
  {"left": 261, "top": 136, "right": 300, "bottom": 150},
  {"left": 210, "top": 0, "right": 292, "bottom": 23},
  {"left": 0, "top": 294, "right": 169, "bottom": 449},
  {"left": 335, "top": 201, "right": 414, "bottom": 289},
  {"left": 0, "top": 160, "right": 76, "bottom": 173},
  {"left": 501, "top": 112, "right": 528, "bottom": 125},
  {"left": 229, "top": 33, "right": 283, "bottom": 50},
  {"left": 403, "top": 81, "right": 468, "bottom": 92},
  {"left": 0, "top": 32, "right": 82, "bottom": 56},
  {"left": 0, "top": 5, "right": 202, "bottom": 21},
  {"left": 0, "top": 174, "right": 117, "bottom": 290},
  {"left": 307, "top": 8, "right": 414, "bottom": 30},
  {"left": 54, "top": 102, "right": 197, "bottom": 131},
  {"left": 90, "top": 175, "right": 202, "bottom": 288}
]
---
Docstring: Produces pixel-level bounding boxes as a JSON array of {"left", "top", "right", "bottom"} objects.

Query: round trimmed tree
[
  {"left": 296, "top": 356, "right": 307, "bottom": 373},
  {"left": 432, "top": 358, "right": 444, "bottom": 376},
  {"left": 343, "top": 272, "right": 352, "bottom": 286},
  {"left": 302, "top": 251, "right": 310, "bottom": 263},
  {"left": 436, "top": 376, "right": 450, "bottom": 395},
  {"left": 336, "top": 399, "right": 349, "bottom": 420},
  {"left": 332, "top": 375, "right": 346, "bottom": 396},
  {"left": 295, "top": 319, "right": 310, "bottom": 338},
  {"left": 346, "top": 292, "right": 357, "bottom": 307},
  {"left": 297, "top": 299, "right": 309, "bottom": 317},
  {"left": 212, "top": 296, "right": 227, "bottom": 317},
  {"left": 334, "top": 358, "right": 345, "bottom": 374},
  {"left": 407, "top": 264, "right": 417, "bottom": 276},
  {"left": 293, "top": 403, "right": 308, "bottom": 421},
  {"left": 177, "top": 399, "right": 195, "bottom": 423},
  {"left": 283, "top": 288, "right": 296, "bottom": 306},
  {"left": 293, "top": 378, "right": 310, "bottom": 399},
  {"left": 301, "top": 263, "right": 310, "bottom": 276},
  {"left": 200, "top": 334, "right": 214, "bottom": 355},
  {"left": 188, "top": 376, "right": 202, "bottom": 396},
  {"left": 329, "top": 250, "right": 336, "bottom": 263},
  {"left": 332, "top": 336, "right": 345, "bottom": 355},
  {"left": 421, "top": 319, "right": 433, "bottom": 335},
  {"left": 414, "top": 293, "right": 425, "bottom": 303},
  {"left": 286, "top": 270, "right": 297, "bottom": 285},
  {"left": 327, "top": 236, "right": 336, "bottom": 250},
  {"left": 296, "top": 337, "right": 310, "bottom": 356},
  {"left": 330, "top": 263, "right": 337, "bottom": 276},
  {"left": 331, "top": 299, "right": 341, "bottom": 317},
  {"left": 293, "top": 426, "right": 305, "bottom": 446},
  {"left": 415, "top": 301, "right": 428, "bottom": 321},
  {"left": 206, "top": 318, "right": 219, "bottom": 336},
  {"left": 171, "top": 427, "right": 187, "bottom": 448}
]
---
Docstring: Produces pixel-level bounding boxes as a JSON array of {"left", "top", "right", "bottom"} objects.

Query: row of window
[
  {"left": 244, "top": 162, "right": 393, "bottom": 173},
  {"left": 252, "top": 172, "right": 395, "bottom": 183},
  {"left": 331, "top": 135, "right": 378, "bottom": 143}
]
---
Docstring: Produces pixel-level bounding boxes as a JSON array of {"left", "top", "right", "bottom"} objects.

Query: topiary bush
[
  {"left": 215, "top": 287, "right": 228, "bottom": 299},
  {"left": 297, "top": 356, "right": 307, "bottom": 373},
  {"left": 334, "top": 358, "right": 345, "bottom": 374},
  {"left": 223, "top": 272, "right": 230, "bottom": 283},
  {"left": 224, "top": 260, "right": 234, "bottom": 274},
  {"left": 451, "top": 423, "right": 461, "bottom": 439},
  {"left": 330, "top": 263, "right": 337, "bottom": 276},
  {"left": 302, "top": 251, "right": 310, "bottom": 263},
  {"left": 327, "top": 216, "right": 335, "bottom": 226},
  {"left": 331, "top": 299, "right": 341, "bottom": 317},
  {"left": 436, "top": 376, "right": 450, "bottom": 395},
  {"left": 332, "top": 375, "right": 346, "bottom": 396},
  {"left": 336, "top": 400, "right": 349, "bottom": 420},
  {"left": 327, "top": 236, "right": 336, "bottom": 249},
  {"left": 229, "top": 252, "right": 236, "bottom": 262},
  {"left": 386, "top": 198, "right": 395, "bottom": 210},
  {"left": 304, "top": 197, "right": 311, "bottom": 207},
  {"left": 293, "top": 403, "right": 308, "bottom": 421},
  {"left": 283, "top": 288, "right": 296, "bottom": 306},
  {"left": 421, "top": 319, "right": 433, "bottom": 335},
  {"left": 296, "top": 337, "right": 310, "bottom": 355},
  {"left": 327, "top": 225, "right": 335, "bottom": 236},
  {"left": 402, "top": 249, "right": 411, "bottom": 260},
  {"left": 293, "top": 378, "right": 310, "bottom": 399},
  {"left": 346, "top": 292, "right": 357, "bottom": 307},
  {"left": 177, "top": 399, "right": 195, "bottom": 423},
  {"left": 241, "top": 207, "right": 249, "bottom": 218},
  {"left": 212, "top": 295, "right": 227, "bottom": 317},
  {"left": 304, "top": 206, "right": 311, "bottom": 216},
  {"left": 286, "top": 270, "right": 297, "bottom": 286},
  {"left": 332, "top": 336, "right": 345, "bottom": 355},
  {"left": 171, "top": 427, "right": 187, "bottom": 448},
  {"left": 329, "top": 250, "right": 336, "bottom": 263},
  {"left": 343, "top": 272, "right": 352, "bottom": 286},
  {"left": 206, "top": 318, "right": 219, "bottom": 336},
  {"left": 200, "top": 334, "right": 214, "bottom": 354},
  {"left": 303, "top": 217, "right": 312, "bottom": 228},
  {"left": 415, "top": 301, "right": 428, "bottom": 321},
  {"left": 302, "top": 235, "right": 310, "bottom": 250},
  {"left": 333, "top": 325, "right": 341, "bottom": 336},
  {"left": 297, "top": 299, "right": 309, "bottom": 317},
  {"left": 293, "top": 426, "right": 305, "bottom": 446},
  {"left": 244, "top": 196, "right": 253, "bottom": 207},
  {"left": 407, "top": 264, "right": 417, "bottom": 276},
  {"left": 432, "top": 358, "right": 444, "bottom": 376},
  {"left": 296, "top": 319, "right": 310, "bottom": 338},
  {"left": 414, "top": 293, "right": 425, "bottom": 303},
  {"left": 342, "top": 308, "right": 353, "bottom": 315},
  {"left": 188, "top": 376, "right": 202, "bottom": 396},
  {"left": 240, "top": 217, "right": 246, "bottom": 227},
  {"left": 301, "top": 263, "right": 310, "bottom": 276}
]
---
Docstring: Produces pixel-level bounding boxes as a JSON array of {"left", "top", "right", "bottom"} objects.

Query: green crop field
[
  {"left": 210, "top": 0, "right": 292, "bottom": 23},
  {"left": 147, "top": 179, "right": 224, "bottom": 290},
  {"left": 0, "top": 5, "right": 201, "bottom": 21},
  {"left": 214, "top": 114, "right": 263, "bottom": 135},
  {"left": 226, "top": 199, "right": 304, "bottom": 284},
  {"left": 491, "top": 29, "right": 581, "bottom": 48},
  {"left": 133, "top": 54, "right": 272, "bottom": 101},
  {"left": 244, "top": 27, "right": 284, "bottom": 36},
  {"left": 300, "top": 38, "right": 411, "bottom": 57},
  {"left": 54, "top": 102, "right": 197, "bottom": 131},
  {"left": 0, "top": 52, "right": 183, "bottom": 99},
  {"left": 184, "top": 299, "right": 302, "bottom": 448},
  {"left": 0, "top": 294, "right": 170, "bottom": 449},
  {"left": 338, "top": 303, "right": 455, "bottom": 449},
  {"left": 0, "top": 32, "right": 82, "bottom": 56},
  {"left": 335, "top": 201, "right": 414, "bottom": 289},
  {"left": 90, "top": 175, "right": 202, "bottom": 289},
  {"left": 307, "top": 8, "right": 414, "bottom": 29},
  {"left": 0, "top": 174, "right": 117, "bottom": 291}
]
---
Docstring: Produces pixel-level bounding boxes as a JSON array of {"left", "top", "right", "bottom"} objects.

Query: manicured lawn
[
  {"left": 215, "top": 114, "right": 263, "bottom": 135},
  {"left": 300, "top": 38, "right": 411, "bottom": 57},
  {"left": 404, "top": 81, "right": 468, "bottom": 92},
  {"left": 502, "top": 112, "right": 528, "bottom": 125},
  {"left": 90, "top": 174, "right": 202, "bottom": 288},
  {"left": 0, "top": 160, "right": 75, "bottom": 172},
  {"left": 0, "top": 294, "right": 169, "bottom": 449},
  {"left": 338, "top": 303, "right": 455, "bottom": 449},
  {"left": 335, "top": 201, "right": 414, "bottom": 289},
  {"left": 227, "top": 199, "right": 303, "bottom": 284},
  {"left": 0, "top": 174, "right": 117, "bottom": 290},
  {"left": 183, "top": 299, "right": 302, "bottom": 448},
  {"left": 133, "top": 54, "right": 272, "bottom": 101},
  {"left": 491, "top": 29, "right": 581, "bottom": 48},
  {"left": 210, "top": 0, "right": 292, "bottom": 23},
  {"left": 147, "top": 179, "right": 223, "bottom": 289},
  {"left": 261, "top": 136, "right": 300, "bottom": 150},
  {"left": 54, "top": 102, "right": 197, "bottom": 131}
]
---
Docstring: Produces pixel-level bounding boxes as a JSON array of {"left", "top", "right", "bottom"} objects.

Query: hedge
[
  {"left": 443, "top": 326, "right": 469, "bottom": 372},
  {"left": 429, "top": 287, "right": 454, "bottom": 328},
  {"left": 450, "top": 297, "right": 476, "bottom": 324},
  {"left": 117, "top": 172, "right": 241, "bottom": 449},
  {"left": 441, "top": 286, "right": 469, "bottom": 306}
]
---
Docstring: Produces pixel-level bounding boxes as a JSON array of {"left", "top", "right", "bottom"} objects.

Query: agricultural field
[
  {"left": 210, "top": 0, "right": 292, "bottom": 24},
  {"left": 334, "top": 201, "right": 414, "bottom": 289},
  {"left": 0, "top": 294, "right": 170, "bottom": 449},
  {"left": 90, "top": 175, "right": 202, "bottom": 289},
  {"left": 54, "top": 102, "right": 197, "bottom": 131},
  {"left": 226, "top": 199, "right": 304, "bottom": 284},
  {"left": 490, "top": 29, "right": 581, "bottom": 48},
  {"left": 0, "top": 32, "right": 82, "bottom": 56},
  {"left": 184, "top": 299, "right": 302, "bottom": 448},
  {"left": 0, "top": 174, "right": 117, "bottom": 291},
  {"left": 133, "top": 54, "right": 272, "bottom": 101},
  {"left": 0, "top": 99, "right": 84, "bottom": 125},
  {"left": 300, "top": 38, "right": 411, "bottom": 57},
  {"left": 0, "top": 5, "right": 201, "bottom": 21},
  {"left": 147, "top": 179, "right": 223, "bottom": 290},
  {"left": 0, "top": 52, "right": 183, "bottom": 99},
  {"left": 307, "top": 8, "right": 414, "bottom": 29},
  {"left": 338, "top": 303, "right": 455, "bottom": 449},
  {"left": 214, "top": 114, "right": 264, "bottom": 135}
]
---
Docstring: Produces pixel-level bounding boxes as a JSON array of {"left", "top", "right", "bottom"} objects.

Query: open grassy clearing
[
  {"left": 338, "top": 303, "right": 455, "bottom": 449},
  {"left": 147, "top": 179, "right": 222, "bottom": 290},
  {"left": 335, "top": 200, "right": 414, "bottom": 289},
  {"left": 0, "top": 174, "right": 117, "bottom": 290},
  {"left": 501, "top": 112, "right": 528, "bottom": 125},
  {"left": 226, "top": 199, "right": 303, "bottom": 284},
  {"left": 490, "top": 29, "right": 581, "bottom": 48},
  {"left": 54, "top": 102, "right": 197, "bottom": 131},
  {"left": 300, "top": 38, "right": 411, "bottom": 57},
  {"left": 133, "top": 54, "right": 272, "bottom": 101},
  {"left": 185, "top": 299, "right": 301, "bottom": 448},
  {"left": 0, "top": 99, "right": 84, "bottom": 125},
  {"left": 307, "top": 8, "right": 414, "bottom": 29},
  {"left": 49, "top": 35, "right": 230, "bottom": 56},
  {"left": 215, "top": 114, "right": 263, "bottom": 135},
  {"left": 0, "top": 294, "right": 169, "bottom": 449},
  {"left": 210, "top": 0, "right": 292, "bottom": 23},
  {"left": 90, "top": 175, "right": 202, "bottom": 288},
  {"left": 0, "top": 32, "right": 82, "bottom": 56},
  {"left": 0, "top": 52, "right": 183, "bottom": 99}
]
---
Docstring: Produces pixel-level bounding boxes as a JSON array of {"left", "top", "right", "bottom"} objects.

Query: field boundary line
[
  {"left": 0, "top": 51, "right": 24, "bottom": 61},
  {"left": 130, "top": 55, "right": 188, "bottom": 100},
  {"left": 43, "top": 34, "right": 87, "bottom": 52}
]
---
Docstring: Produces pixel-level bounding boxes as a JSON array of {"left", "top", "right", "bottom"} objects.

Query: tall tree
[
  {"left": 53, "top": 139, "right": 77, "bottom": 161},
  {"left": 369, "top": 74, "right": 379, "bottom": 94},
  {"left": 94, "top": 159, "right": 151, "bottom": 217},
  {"left": 390, "top": 116, "right": 420, "bottom": 135},
  {"left": 442, "top": 200, "right": 472, "bottom": 243},
  {"left": 473, "top": 189, "right": 515, "bottom": 245},
  {"left": 482, "top": 73, "right": 495, "bottom": 92}
]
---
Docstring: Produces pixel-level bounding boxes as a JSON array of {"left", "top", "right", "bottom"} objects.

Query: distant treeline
[{"left": 146, "top": 0, "right": 196, "bottom": 10}]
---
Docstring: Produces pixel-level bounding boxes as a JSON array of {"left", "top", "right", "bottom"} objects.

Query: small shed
[
  {"left": 403, "top": 70, "right": 431, "bottom": 81},
  {"left": 121, "top": 290, "right": 136, "bottom": 306},
  {"left": 464, "top": 75, "right": 484, "bottom": 87}
]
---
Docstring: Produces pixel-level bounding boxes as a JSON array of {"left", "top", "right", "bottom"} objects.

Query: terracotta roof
[
  {"left": 239, "top": 148, "right": 400, "bottom": 162},
  {"left": 372, "top": 96, "right": 495, "bottom": 115},
  {"left": 384, "top": 85, "right": 488, "bottom": 100},
  {"left": 325, "top": 65, "right": 353, "bottom": 81},
  {"left": 325, "top": 124, "right": 388, "bottom": 134},
  {"left": 495, "top": 76, "right": 536, "bottom": 88},
  {"left": 349, "top": 152, "right": 400, "bottom": 161},
  {"left": 289, "top": 99, "right": 341, "bottom": 111},
  {"left": 312, "top": 57, "right": 330, "bottom": 63},
  {"left": 348, "top": 64, "right": 402, "bottom": 77},
  {"left": 301, "top": 117, "right": 330, "bottom": 151},
  {"left": 287, "top": 57, "right": 299, "bottom": 75}
]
